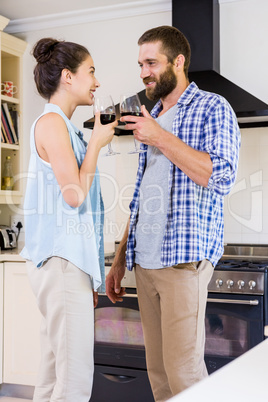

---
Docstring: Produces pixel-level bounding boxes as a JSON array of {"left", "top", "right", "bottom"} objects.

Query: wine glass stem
[
  {"left": 134, "top": 138, "right": 139, "bottom": 152},
  {"left": 108, "top": 142, "right": 113, "bottom": 153}
]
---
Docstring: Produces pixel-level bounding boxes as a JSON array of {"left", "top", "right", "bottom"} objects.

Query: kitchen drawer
[{"left": 90, "top": 365, "right": 154, "bottom": 402}]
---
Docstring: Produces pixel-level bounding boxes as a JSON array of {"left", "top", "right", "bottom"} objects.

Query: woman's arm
[{"left": 35, "top": 111, "right": 117, "bottom": 207}]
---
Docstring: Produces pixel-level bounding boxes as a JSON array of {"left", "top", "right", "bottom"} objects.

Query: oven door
[
  {"left": 205, "top": 293, "right": 264, "bottom": 374},
  {"left": 91, "top": 290, "right": 154, "bottom": 402},
  {"left": 94, "top": 290, "right": 146, "bottom": 369}
]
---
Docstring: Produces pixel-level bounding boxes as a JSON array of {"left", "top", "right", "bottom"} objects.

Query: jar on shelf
[{"left": 1, "top": 156, "right": 14, "bottom": 190}]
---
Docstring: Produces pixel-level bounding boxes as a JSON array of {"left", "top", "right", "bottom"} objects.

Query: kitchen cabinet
[
  {"left": 3, "top": 262, "right": 41, "bottom": 386},
  {"left": 0, "top": 263, "right": 3, "bottom": 384},
  {"left": 0, "top": 16, "right": 27, "bottom": 204}
]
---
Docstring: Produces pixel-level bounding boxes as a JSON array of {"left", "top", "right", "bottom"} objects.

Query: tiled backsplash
[
  {"left": 224, "top": 127, "right": 268, "bottom": 244},
  {"left": 110, "top": 127, "right": 268, "bottom": 247}
]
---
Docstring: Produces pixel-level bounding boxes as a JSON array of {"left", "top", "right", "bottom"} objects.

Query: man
[{"left": 106, "top": 26, "right": 240, "bottom": 402}]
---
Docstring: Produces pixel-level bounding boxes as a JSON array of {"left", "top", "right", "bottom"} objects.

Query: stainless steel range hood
[{"left": 172, "top": 0, "right": 268, "bottom": 128}]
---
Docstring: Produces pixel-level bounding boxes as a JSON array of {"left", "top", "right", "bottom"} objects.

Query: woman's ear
[{"left": 61, "top": 68, "right": 72, "bottom": 85}]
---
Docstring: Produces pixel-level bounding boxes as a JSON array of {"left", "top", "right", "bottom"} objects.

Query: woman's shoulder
[
  {"left": 35, "top": 112, "right": 70, "bottom": 151},
  {"left": 36, "top": 111, "right": 67, "bottom": 131}
]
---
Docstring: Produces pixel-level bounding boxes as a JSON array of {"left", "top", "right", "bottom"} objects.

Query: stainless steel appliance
[
  {"left": 90, "top": 245, "right": 268, "bottom": 400},
  {"left": 0, "top": 226, "right": 17, "bottom": 249},
  {"left": 205, "top": 244, "right": 268, "bottom": 373},
  {"left": 90, "top": 266, "right": 153, "bottom": 402}
]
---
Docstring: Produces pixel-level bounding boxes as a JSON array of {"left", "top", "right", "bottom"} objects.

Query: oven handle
[
  {"left": 124, "top": 294, "right": 259, "bottom": 305},
  {"left": 124, "top": 293, "right": 138, "bottom": 298},
  {"left": 207, "top": 298, "right": 259, "bottom": 306}
]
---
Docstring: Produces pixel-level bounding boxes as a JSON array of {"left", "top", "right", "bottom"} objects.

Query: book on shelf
[
  {"left": 1, "top": 123, "right": 5, "bottom": 142},
  {"left": 1, "top": 108, "right": 13, "bottom": 143},
  {"left": 1, "top": 103, "right": 19, "bottom": 144},
  {"left": 1, "top": 120, "right": 9, "bottom": 143},
  {"left": 9, "top": 108, "right": 19, "bottom": 141}
]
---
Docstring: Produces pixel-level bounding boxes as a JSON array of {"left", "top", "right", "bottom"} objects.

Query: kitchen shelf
[
  {"left": 84, "top": 119, "right": 133, "bottom": 136},
  {"left": 1, "top": 143, "right": 19, "bottom": 151},
  {"left": 0, "top": 21, "right": 27, "bottom": 204},
  {"left": 1, "top": 94, "right": 19, "bottom": 104},
  {"left": 0, "top": 190, "right": 22, "bottom": 204}
]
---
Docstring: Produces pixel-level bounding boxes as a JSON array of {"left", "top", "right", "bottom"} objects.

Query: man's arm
[
  {"left": 105, "top": 220, "right": 129, "bottom": 303},
  {"left": 155, "top": 129, "right": 213, "bottom": 187},
  {"left": 121, "top": 106, "right": 213, "bottom": 187}
]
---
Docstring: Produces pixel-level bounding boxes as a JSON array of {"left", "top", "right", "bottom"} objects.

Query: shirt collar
[{"left": 150, "top": 81, "right": 199, "bottom": 118}]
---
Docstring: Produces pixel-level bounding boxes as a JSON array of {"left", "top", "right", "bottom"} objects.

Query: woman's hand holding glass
[
  {"left": 93, "top": 95, "right": 120, "bottom": 156},
  {"left": 92, "top": 110, "right": 117, "bottom": 152}
]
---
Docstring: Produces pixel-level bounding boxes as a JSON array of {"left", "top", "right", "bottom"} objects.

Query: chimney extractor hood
[{"left": 172, "top": 0, "right": 268, "bottom": 128}]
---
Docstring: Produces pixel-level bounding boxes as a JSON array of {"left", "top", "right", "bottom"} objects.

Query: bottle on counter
[{"left": 1, "top": 155, "right": 14, "bottom": 190}]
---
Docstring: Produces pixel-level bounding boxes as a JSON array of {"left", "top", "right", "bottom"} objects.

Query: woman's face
[{"left": 71, "top": 55, "right": 100, "bottom": 106}]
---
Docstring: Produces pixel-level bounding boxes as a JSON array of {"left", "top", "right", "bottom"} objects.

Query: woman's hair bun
[{"left": 33, "top": 38, "right": 60, "bottom": 64}]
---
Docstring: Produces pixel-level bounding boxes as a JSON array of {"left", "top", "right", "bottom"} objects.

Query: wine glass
[
  {"left": 120, "top": 93, "right": 145, "bottom": 154},
  {"left": 94, "top": 95, "right": 120, "bottom": 156}
]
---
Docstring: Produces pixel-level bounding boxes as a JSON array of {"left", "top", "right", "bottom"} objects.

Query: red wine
[
  {"left": 100, "top": 113, "right": 116, "bottom": 125},
  {"left": 121, "top": 111, "right": 142, "bottom": 123}
]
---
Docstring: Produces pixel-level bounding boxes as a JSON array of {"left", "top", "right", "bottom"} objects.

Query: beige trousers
[
  {"left": 27, "top": 257, "right": 94, "bottom": 402},
  {"left": 135, "top": 260, "right": 214, "bottom": 402}
]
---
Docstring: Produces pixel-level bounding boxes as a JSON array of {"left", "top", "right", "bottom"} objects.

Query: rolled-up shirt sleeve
[{"left": 204, "top": 98, "right": 241, "bottom": 196}]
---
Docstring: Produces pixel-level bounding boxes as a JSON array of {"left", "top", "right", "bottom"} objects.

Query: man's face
[{"left": 138, "top": 41, "right": 177, "bottom": 101}]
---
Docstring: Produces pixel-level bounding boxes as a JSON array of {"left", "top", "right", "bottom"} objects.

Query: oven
[
  {"left": 205, "top": 244, "right": 268, "bottom": 374},
  {"left": 90, "top": 245, "right": 268, "bottom": 400},
  {"left": 90, "top": 265, "right": 154, "bottom": 402}
]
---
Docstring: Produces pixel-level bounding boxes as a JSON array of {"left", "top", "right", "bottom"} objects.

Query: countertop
[
  {"left": 168, "top": 338, "right": 268, "bottom": 401},
  {"left": 0, "top": 247, "right": 25, "bottom": 263},
  {"left": 1, "top": 248, "right": 115, "bottom": 264}
]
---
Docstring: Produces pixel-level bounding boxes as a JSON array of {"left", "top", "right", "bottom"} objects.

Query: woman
[{"left": 20, "top": 37, "right": 117, "bottom": 401}]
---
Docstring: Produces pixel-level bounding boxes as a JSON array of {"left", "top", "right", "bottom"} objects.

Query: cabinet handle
[{"left": 101, "top": 373, "right": 136, "bottom": 383}]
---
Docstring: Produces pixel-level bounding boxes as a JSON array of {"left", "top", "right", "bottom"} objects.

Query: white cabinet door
[
  {"left": 3, "top": 262, "right": 41, "bottom": 385},
  {"left": 0, "top": 263, "right": 3, "bottom": 384}
]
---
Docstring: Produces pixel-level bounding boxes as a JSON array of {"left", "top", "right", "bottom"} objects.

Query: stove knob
[
  {"left": 215, "top": 279, "right": 223, "bottom": 288},
  {"left": 249, "top": 280, "right": 256, "bottom": 290},
  {"left": 226, "top": 279, "right": 234, "bottom": 289},
  {"left": 237, "top": 280, "right": 245, "bottom": 290}
]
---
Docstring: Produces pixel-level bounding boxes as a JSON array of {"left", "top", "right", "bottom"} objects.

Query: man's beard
[{"left": 144, "top": 64, "right": 177, "bottom": 101}]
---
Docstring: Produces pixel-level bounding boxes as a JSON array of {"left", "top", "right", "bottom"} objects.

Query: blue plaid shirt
[{"left": 126, "top": 82, "right": 240, "bottom": 270}]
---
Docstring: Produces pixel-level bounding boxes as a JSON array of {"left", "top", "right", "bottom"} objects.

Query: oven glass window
[
  {"left": 205, "top": 313, "right": 248, "bottom": 357},
  {"left": 95, "top": 307, "right": 145, "bottom": 347}
]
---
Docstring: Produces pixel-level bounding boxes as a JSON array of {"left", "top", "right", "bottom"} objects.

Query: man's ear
[{"left": 174, "top": 54, "right": 185, "bottom": 70}]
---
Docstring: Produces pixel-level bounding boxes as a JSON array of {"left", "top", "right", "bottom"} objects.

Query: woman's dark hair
[
  {"left": 138, "top": 26, "right": 191, "bottom": 78},
  {"left": 32, "top": 38, "right": 90, "bottom": 100}
]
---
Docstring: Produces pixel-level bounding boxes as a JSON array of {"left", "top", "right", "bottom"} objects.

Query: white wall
[
  {"left": 220, "top": 0, "right": 268, "bottom": 244},
  {"left": 7, "top": 5, "right": 171, "bottom": 251},
  {"left": 3, "top": 0, "right": 268, "bottom": 249}
]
